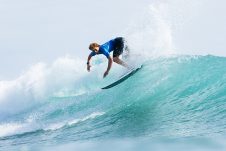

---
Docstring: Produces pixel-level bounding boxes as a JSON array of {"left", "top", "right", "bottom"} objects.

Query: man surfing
[{"left": 86, "top": 37, "right": 129, "bottom": 78}]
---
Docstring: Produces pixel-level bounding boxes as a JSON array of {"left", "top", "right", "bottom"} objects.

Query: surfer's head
[{"left": 89, "top": 43, "right": 100, "bottom": 53}]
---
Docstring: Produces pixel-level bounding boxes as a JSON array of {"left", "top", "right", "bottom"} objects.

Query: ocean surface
[{"left": 1, "top": 55, "right": 226, "bottom": 151}]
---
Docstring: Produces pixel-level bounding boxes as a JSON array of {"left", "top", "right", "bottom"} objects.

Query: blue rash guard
[{"left": 90, "top": 39, "right": 115, "bottom": 58}]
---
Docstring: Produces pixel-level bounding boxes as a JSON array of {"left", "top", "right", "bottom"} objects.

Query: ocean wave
[{"left": 1, "top": 55, "right": 226, "bottom": 143}]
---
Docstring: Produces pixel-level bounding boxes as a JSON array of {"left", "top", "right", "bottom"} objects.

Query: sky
[{"left": 0, "top": 0, "right": 226, "bottom": 80}]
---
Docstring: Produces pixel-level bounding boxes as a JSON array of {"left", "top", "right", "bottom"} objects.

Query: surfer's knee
[{"left": 113, "top": 57, "right": 119, "bottom": 62}]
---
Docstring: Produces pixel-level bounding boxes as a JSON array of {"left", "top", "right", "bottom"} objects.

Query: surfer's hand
[
  {"left": 87, "top": 64, "right": 91, "bottom": 72},
  {"left": 103, "top": 71, "right": 109, "bottom": 78}
]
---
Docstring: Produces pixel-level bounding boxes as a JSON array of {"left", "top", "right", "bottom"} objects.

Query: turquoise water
[{"left": 1, "top": 55, "right": 226, "bottom": 150}]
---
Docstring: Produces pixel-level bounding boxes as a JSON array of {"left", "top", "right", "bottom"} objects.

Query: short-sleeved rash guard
[{"left": 90, "top": 39, "right": 115, "bottom": 58}]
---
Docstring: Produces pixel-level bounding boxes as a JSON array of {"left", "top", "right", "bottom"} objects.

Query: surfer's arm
[
  {"left": 104, "top": 57, "right": 112, "bottom": 78},
  {"left": 87, "top": 54, "right": 92, "bottom": 72}
]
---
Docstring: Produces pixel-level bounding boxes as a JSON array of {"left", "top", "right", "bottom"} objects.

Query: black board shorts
[{"left": 113, "top": 37, "right": 125, "bottom": 57}]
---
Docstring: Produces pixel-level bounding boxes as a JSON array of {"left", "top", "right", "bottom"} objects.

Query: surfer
[{"left": 86, "top": 37, "right": 129, "bottom": 78}]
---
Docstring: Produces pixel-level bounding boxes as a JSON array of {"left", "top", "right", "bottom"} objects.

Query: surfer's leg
[
  {"left": 113, "top": 57, "right": 129, "bottom": 68},
  {"left": 113, "top": 37, "right": 130, "bottom": 68}
]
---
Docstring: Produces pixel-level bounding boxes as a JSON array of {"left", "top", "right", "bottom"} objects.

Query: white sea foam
[
  {"left": 124, "top": 2, "right": 175, "bottom": 58},
  {"left": 68, "top": 112, "right": 105, "bottom": 126},
  {"left": 0, "top": 112, "right": 105, "bottom": 137},
  {"left": 0, "top": 56, "right": 93, "bottom": 116},
  {"left": 45, "top": 112, "right": 105, "bottom": 131},
  {"left": 0, "top": 121, "right": 38, "bottom": 138}
]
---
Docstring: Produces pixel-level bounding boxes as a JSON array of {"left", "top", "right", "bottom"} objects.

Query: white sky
[{"left": 0, "top": 0, "right": 226, "bottom": 79}]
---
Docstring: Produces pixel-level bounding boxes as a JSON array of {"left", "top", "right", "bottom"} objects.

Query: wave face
[{"left": 1, "top": 55, "right": 226, "bottom": 150}]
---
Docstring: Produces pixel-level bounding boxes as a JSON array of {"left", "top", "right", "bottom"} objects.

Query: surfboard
[{"left": 101, "top": 65, "right": 143, "bottom": 89}]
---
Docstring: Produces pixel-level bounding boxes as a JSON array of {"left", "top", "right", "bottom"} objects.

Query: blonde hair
[{"left": 89, "top": 43, "right": 100, "bottom": 50}]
